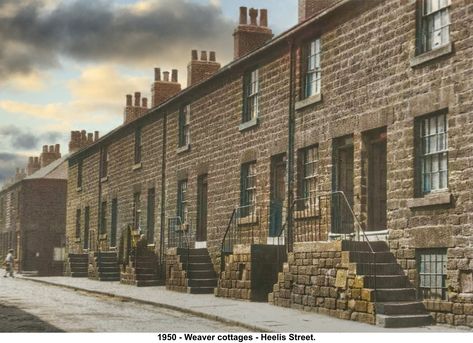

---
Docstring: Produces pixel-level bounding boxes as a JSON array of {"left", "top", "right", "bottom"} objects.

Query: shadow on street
[{"left": 0, "top": 304, "right": 63, "bottom": 332}]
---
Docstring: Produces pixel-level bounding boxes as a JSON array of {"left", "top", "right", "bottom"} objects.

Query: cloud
[
  {"left": 0, "top": 125, "right": 62, "bottom": 150},
  {"left": 0, "top": 0, "right": 234, "bottom": 81},
  {"left": 0, "top": 152, "right": 28, "bottom": 188}
]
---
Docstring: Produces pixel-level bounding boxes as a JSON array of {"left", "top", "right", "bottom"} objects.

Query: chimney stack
[
  {"left": 298, "top": 0, "right": 341, "bottom": 22},
  {"left": 40, "top": 143, "right": 62, "bottom": 168},
  {"left": 233, "top": 7, "right": 273, "bottom": 59},
  {"left": 151, "top": 67, "right": 181, "bottom": 108},
  {"left": 124, "top": 91, "right": 149, "bottom": 124},
  {"left": 27, "top": 156, "right": 41, "bottom": 176},
  {"left": 187, "top": 50, "right": 221, "bottom": 87},
  {"left": 69, "top": 130, "right": 100, "bottom": 153}
]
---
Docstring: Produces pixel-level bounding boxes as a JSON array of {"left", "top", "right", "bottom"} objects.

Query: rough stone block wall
[
  {"left": 165, "top": 248, "right": 188, "bottom": 292},
  {"left": 270, "top": 242, "right": 375, "bottom": 325},
  {"left": 216, "top": 245, "right": 252, "bottom": 301}
]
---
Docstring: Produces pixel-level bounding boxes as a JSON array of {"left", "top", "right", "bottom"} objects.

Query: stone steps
[
  {"left": 67, "top": 253, "right": 88, "bottom": 278},
  {"left": 180, "top": 248, "right": 217, "bottom": 294},
  {"left": 376, "top": 301, "right": 427, "bottom": 315},
  {"left": 376, "top": 314, "right": 433, "bottom": 328},
  {"left": 363, "top": 275, "right": 410, "bottom": 289}
]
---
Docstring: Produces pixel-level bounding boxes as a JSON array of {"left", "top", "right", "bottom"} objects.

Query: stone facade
[{"left": 64, "top": 0, "right": 473, "bottom": 327}]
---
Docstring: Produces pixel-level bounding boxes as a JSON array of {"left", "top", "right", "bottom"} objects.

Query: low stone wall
[
  {"left": 216, "top": 244, "right": 286, "bottom": 302},
  {"left": 269, "top": 241, "right": 376, "bottom": 325},
  {"left": 165, "top": 248, "right": 187, "bottom": 292}
]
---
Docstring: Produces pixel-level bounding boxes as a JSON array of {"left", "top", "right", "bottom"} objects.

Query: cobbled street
[{"left": 0, "top": 277, "right": 247, "bottom": 332}]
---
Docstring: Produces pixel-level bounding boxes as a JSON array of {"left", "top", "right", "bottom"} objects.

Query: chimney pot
[
  {"left": 94, "top": 131, "right": 99, "bottom": 141},
  {"left": 249, "top": 8, "right": 258, "bottom": 25},
  {"left": 154, "top": 67, "right": 161, "bottom": 81},
  {"left": 34, "top": 157, "right": 39, "bottom": 164},
  {"left": 209, "top": 51, "right": 216, "bottom": 62},
  {"left": 200, "top": 51, "right": 208, "bottom": 61},
  {"left": 81, "top": 130, "right": 87, "bottom": 142},
  {"left": 163, "top": 71, "right": 170, "bottom": 82},
  {"left": 49, "top": 145, "right": 54, "bottom": 153},
  {"left": 142, "top": 97, "right": 148, "bottom": 108},
  {"left": 171, "top": 69, "right": 178, "bottom": 83},
  {"left": 260, "top": 9, "right": 268, "bottom": 27},
  {"left": 55, "top": 144, "right": 60, "bottom": 153},
  {"left": 191, "top": 50, "right": 198, "bottom": 60},
  {"left": 42, "top": 145, "right": 48, "bottom": 153},
  {"left": 239, "top": 7, "right": 248, "bottom": 25},
  {"left": 87, "top": 133, "right": 93, "bottom": 143},
  {"left": 134, "top": 92, "right": 141, "bottom": 106},
  {"left": 126, "top": 94, "right": 133, "bottom": 106}
]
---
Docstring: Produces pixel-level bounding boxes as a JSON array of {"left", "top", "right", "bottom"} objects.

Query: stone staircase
[
  {"left": 66, "top": 253, "right": 88, "bottom": 277},
  {"left": 181, "top": 248, "right": 218, "bottom": 294},
  {"left": 121, "top": 254, "right": 162, "bottom": 287},
  {"left": 343, "top": 241, "right": 433, "bottom": 328},
  {"left": 88, "top": 251, "right": 120, "bottom": 281}
]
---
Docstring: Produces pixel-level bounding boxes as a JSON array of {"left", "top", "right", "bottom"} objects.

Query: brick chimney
[
  {"left": 39, "top": 144, "right": 61, "bottom": 168},
  {"left": 15, "top": 168, "right": 26, "bottom": 181},
  {"left": 151, "top": 68, "right": 181, "bottom": 108},
  {"left": 187, "top": 50, "right": 221, "bottom": 87},
  {"left": 233, "top": 7, "right": 273, "bottom": 60},
  {"left": 27, "top": 156, "right": 41, "bottom": 176},
  {"left": 124, "top": 92, "right": 149, "bottom": 124},
  {"left": 298, "top": 0, "right": 341, "bottom": 22},
  {"left": 69, "top": 130, "right": 100, "bottom": 153}
]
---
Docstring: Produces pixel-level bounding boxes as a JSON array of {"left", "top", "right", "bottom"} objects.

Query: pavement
[{"left": 16, "top": 275, "right": 468, "bottom": 333}]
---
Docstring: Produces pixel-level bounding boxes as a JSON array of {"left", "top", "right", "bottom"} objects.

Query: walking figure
[{"left": 3, "top": 249, "right": 14, "bottom": 278}]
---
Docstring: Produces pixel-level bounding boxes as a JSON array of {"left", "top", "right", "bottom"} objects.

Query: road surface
[{"left": 0, "top": 276, "right": 247, "bottom": 332}]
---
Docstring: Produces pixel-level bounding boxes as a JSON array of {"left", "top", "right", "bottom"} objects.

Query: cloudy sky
[{"left": 0, "top": 0, "right": 297, "bottom": 186}]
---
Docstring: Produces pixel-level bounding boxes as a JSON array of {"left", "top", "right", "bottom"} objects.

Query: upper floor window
[
  {"left": 304, "top": 38, "right": 321, "bottom": 98},
  {"left": 100, "top": 146, "right": 109, "bottom": 178},
  {"left": 419, "top": 0, "right": 451, "bottom": 53},
  {"left": 177, "top": 180, "right": 188, "bottom": 224},
  {"left": 179, "top": 104, "right": 191, "bottom": 147},
  {"left": 77, "top": 160, "right": 83, "bottom": 188},
  {"left": 243, "top": 69, "right": 259, "bottom": 123},
  {"left": 134, "top": 127, "right": 142, "bottom": 164},
  {"left": 240, "top": 162, "right": 256, "bottom": 215},
  {"left": 416, "top": 112, "right": 448, "bottom": 195}
]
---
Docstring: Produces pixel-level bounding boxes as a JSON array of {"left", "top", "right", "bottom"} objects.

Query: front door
[
  {"left": 332, "top": 137, "right": 354, "bottom": 234},
  {"left": 368, "top": 131, "right": 387, "bottom": 231},
  {"left": 196, "top": 174, "right": 208, "bottom": 242},
  {"left": 269, "top": 154, "right": 286, "bottom": 237}
]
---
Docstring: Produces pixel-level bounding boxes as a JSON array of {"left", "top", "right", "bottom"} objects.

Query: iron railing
[
  {"left": 167, "top": 217, "right": 193, "bottom": 272},
  {"left": 220, "top": 204, "right": 260, "bottom": 272}
]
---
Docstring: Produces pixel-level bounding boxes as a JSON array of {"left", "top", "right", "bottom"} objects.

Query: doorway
[
  {"left": 332, "top": 136, "right": 354, "bottom": 234},
  {"left": 196, "top": 174, "right": 208, "bottom": 242},
  {"left": 269, "top": 154, "right": 286, "bottom": 237},
  {"left": 367, "top": 130, "right": 387, "bottom": 231}
]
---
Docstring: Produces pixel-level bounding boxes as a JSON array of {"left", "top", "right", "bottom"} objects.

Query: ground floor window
[{"left": 417, "top": 248, "right": 447, "bottom": 300}]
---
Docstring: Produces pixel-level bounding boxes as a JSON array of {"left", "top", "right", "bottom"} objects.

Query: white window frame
[
  {"left": 243, "top": 69, "right": 259, "bottom": 123},
  {"left": 305, "top": 38, "right": 321, "bottom": 98},
  {"left": 420, "top": 0, "right": 451, "bottom": 53}
]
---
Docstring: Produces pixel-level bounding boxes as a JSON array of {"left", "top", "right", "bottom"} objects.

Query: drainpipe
[
  {"left": 97, "top": 147, "right": 103, "bottom": 256},
  {"left": 286, "top": 38, "right": 297, "bottom": 253},
  {"left": 159, "top": 112, "right": 168, "bottom": 280}
]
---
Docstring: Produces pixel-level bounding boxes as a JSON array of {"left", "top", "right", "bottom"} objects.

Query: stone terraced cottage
[{"left": 63, "top": 0, "right": 473, "bottom": 329}]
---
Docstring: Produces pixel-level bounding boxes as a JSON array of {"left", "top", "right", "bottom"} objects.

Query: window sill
[
  {"left": 295, "top": 93, "right": 322, "bottom": 111},
  {"left": 410, "top": 43, "right": 453, "bottom": 68},
  {"left": 239, "top": 117, "right": 258, "bottom": 132},
  {"left": 76, "top": 187, "right": 82, "bottom": 192},
  {"left": 238, "top": 215, "right": 258, "bottom": 226},
  {"left": 177, "top": 144, "right": 191, "bottom": 154},
  {"left": 407, "top": 192, "right": 452, "bottom": 209},
  {"left": 132, "top": 162, "right": 142, "bottom": 171},
  {"left": 100, "top": 176, "right": 108, "bottom": 183}
]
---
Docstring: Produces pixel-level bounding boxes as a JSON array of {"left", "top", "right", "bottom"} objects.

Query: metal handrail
[
  {"left": 220, "top": 208, "right": 237, "bottom": 273},
  {"left": 331, "top": 190, "right": 377, "bottom": 299},
  {"left": 168, "top": 216, "right": 192, "bottom": 271}
]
